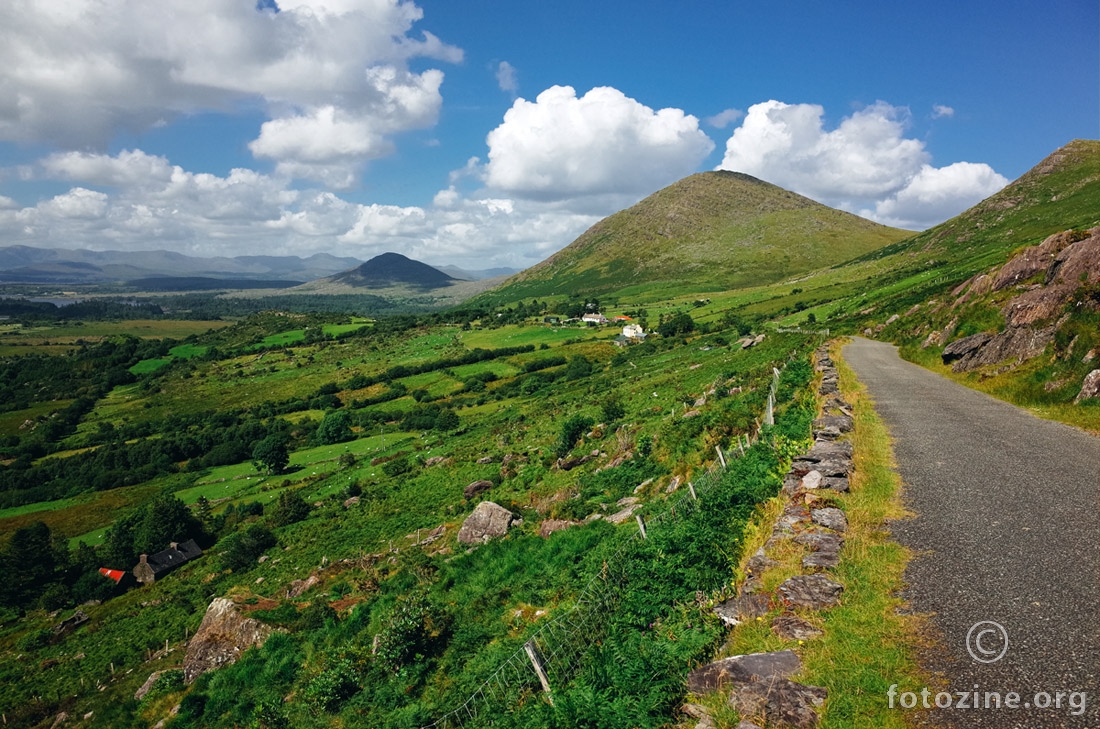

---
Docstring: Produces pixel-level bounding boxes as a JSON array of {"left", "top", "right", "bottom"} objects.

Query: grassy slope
[{"left": 481, "top": 171, "right": 908, "bottom": 302}]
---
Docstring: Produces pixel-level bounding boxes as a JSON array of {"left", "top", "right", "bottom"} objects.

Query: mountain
[
  {"left": 0, "top": 246, "right": 362, "bottom": 284},
  {"left": 435, "top": 264, "right": 520, "bottom": 281},
  {"left": 482, "top": 171, "right": 909, "bottom": 302},
  {"left": 326, "top": 252, "right": 458, "bottom": 289}
]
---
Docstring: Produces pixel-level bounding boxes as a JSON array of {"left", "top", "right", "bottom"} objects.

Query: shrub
[
  {"left": 269, "top": 490, "right": 310, "bottom": 527},
  {"left": 555, "top": 414, "right": 595, "bottom": 458},
  {"left": 220, "top": 524, "right": 276, "bottom": 572}
]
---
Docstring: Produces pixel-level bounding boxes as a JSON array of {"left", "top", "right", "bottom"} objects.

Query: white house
[
  {"left": 581, "top": 313, "right": 608, "bottom": 325},
  {"left": 622, "top": 323, "right": 645, "bottom": 339}
]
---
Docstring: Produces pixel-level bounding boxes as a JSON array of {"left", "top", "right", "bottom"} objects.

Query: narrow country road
[{"left": 842, "top": 337, "right": 1100, "bottom": 729}]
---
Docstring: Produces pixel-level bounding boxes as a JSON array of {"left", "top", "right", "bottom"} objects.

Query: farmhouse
[
  {"left": 133, "top": 539, "right": 203, "bottom": 585},
  {"left": 581, "top": 313, "right": 608, "bottom": 325},
  {"left": 622, "top": 323, "right": 646, "bottom": 340}
]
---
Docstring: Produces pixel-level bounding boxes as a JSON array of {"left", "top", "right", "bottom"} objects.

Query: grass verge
[{"left": 689, "top": 338, "right": 930, "bottom": 728}]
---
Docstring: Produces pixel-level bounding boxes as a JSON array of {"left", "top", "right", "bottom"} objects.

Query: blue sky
[{"left": 0, "top": 0, "right": 1095, "bottom": 268}]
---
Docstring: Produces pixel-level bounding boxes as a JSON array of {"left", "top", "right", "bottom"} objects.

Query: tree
[
  {"left": 220, "top": 524, "right": 277, "bottom": 572},
  {"left": 565, "top": 355, "right": 593, "bottom": 380},
  {"left": 253, "top": 433, "right": 290, "bottom": 475},
  {"left": 657, "top": 312, "right": 696, "bottom": 337},
  {"left": 269, "top": 489, "right": 310, "bottom": 527},
  {"left": 434, "top": 408, "right": 459, "bottom": 431},
  {"left": 315, "top": 410, "right": 353, "bottom": 445},
  {"left": 599, "top": 394, "right": 625, "bottom": 423},
  {"left": 133, "top": 493, "right": 202, "bottom": 556}
]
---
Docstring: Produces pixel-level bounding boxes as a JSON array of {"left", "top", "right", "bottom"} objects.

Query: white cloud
[
  {"left": 496, "top": 61, "right": 518, "bottom": 94},
  {"left": 933, "top": 104, "right": 955, "bottom": 118},
  {"left": 717, "top": 100, "right": 1006, "bottom": 229},
  {"left": 865, "top": 162, "right": 1008, "bottom": 229},
  {"left": 705, "top": 108, "right": 744, "bottom": 128},
  {"left": 1, "top": 148, "right": 599, "bottom": 267},
  {"left": 484, "top": 85, "right": 714, "bottom": 201},
  {"left": 0, "top": 0, "right": 460, "bottom": 186}
]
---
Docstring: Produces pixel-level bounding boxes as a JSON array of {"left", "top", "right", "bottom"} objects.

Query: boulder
[
  {"left": 1075, "top": 369, "right": 1100, "bottom": 403},
  {"left": 713, "top": 593, "right": 771, "bottom": 626},
  {"left": 746, "top": 548, "right": 777, "bottom": 575},
  {"left": 457, "top": 501, "right": 514, "bottom": 544},
  {"left": 476, "top": 455, "right": 496, "bottom": 464},
  {"left": 802, "top": 551, "right": 840, "bottom": 570},
  {"left": 777, "top": 575, "right": 844, "bottom": 610},
  {"left": 794, "top": 531, "right": 844, "bottom": 553},
  {"left": 728, "top": 677, "right": 828, "bottom": 729},
  {"left": 942, "top": 332, "right": 993, "bottom": 363},
  {"left": 134, "top": 670, "right": 166, "bottom": 701},
  {"left": 183, "top": 598, "right": 274, "bottom": 683},
  {"left": 463, "top": 479, "right": 493, "bottom": 500},
  {"left": 686, "top": 650, "right": 801, "bottom": 694},
  {"left": 342, "top": 496, "right": 360, "bottom": 509},
  {"left": 286, "top": 574, "right": 319, "bottom": 598},
  {"left": 1046, "top": 229, "right": 1100, "bottom": 287},
  {"left": 945, "top": 325, "right": 1057, "bottom": 372},
  {"left": 812, "top": 414, "right": 853, "bottom": 433},
  {"left": 538, "top": 519, "right": 578, "bottom": 538},
  {"left": 811, "top": 507, "right": 848, "bottom": 532},
  {"left": 800, "top": 470, "right": 823, "bottom": 490},
  {"left": 771, "top": 614, "right": 824, "bottom": 641}
]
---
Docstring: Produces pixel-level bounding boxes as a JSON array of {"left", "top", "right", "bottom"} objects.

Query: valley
[{"left": 0, "top": 138, "right": 1097, "bottom": 729}]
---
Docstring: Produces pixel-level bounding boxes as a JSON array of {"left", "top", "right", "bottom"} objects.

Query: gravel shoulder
[{"left": 842, "top": 337, "right": 1100, "bottom": 729}]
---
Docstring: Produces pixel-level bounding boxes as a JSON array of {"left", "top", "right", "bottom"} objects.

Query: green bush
[{"left": 554, "top": 414, "right": 595, "bottom": 458}]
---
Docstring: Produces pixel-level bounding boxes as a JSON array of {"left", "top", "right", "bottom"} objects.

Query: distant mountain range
[
  {"left": 0, "top": 247, "right": 362, "bottom": 285},
  {"left": 0, "top": 246, "right": 518, "bottom": 288}
]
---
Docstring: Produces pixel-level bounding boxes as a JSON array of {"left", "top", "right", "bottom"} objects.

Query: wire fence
[{"left": 419, "top": 362, "right": 791, "bottom": 729}]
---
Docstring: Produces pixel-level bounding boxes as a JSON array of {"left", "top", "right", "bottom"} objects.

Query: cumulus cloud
[
  {"left": 932, "top": 104, "right": 955, "bottom": 118},
  {"left": 717, "top": 100, "right": 1007, "bottom": 229},
  {"left": 705, "top": 108, "right": 744, "bottom": 128},
  {"left": 0, "top": 148, "right": 599, "bottom": 267},
  {"left": 484, "top": 85, "right": 714, "bottom": 201},
  {"left": 865, "top": 162, "right": 1008, "bottom": 229},
  {"left": 0, "top": 0, "right": 460, "bottom": 186},
  {"left": 496, "top": 61, "right": 518, "bottom": 94}
]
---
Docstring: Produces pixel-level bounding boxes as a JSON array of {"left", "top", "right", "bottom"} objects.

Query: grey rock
[
  {"left": 811, "top": 507, "right": 848, "bottom": 532},
  {"left": 801, "top": 470, "right": 823, "bottom": 490},
  {"left": 942, "top": 331, "right": 994, "bottom": 362},
  {"left": 714, "top": 593, "right": 771, "bottom": 626},
  {"left": 793, "top": 531, "right": 844, "bottom": 553},
  {"left": 457, "top": 501, "right": 514, "bottom": 544},
  {"left": 777, "top": 574, "right": 844, "bottom": 609},
  {"left": 823, "top": 476, "right": 850, "bottom": 493},
  {"left": 771, "top": 614, "right": 824, "bottom": 641},
  {"left": 183, "top": 598, "right": 274, "bottom": 683},
  {"left": 729, "top": 676, "right": 828, "bottom": 728},
  {"left": 802, "top": 551, "right": 841, "bottom": 570},
  {"left": 687, "top": 650, "right": 801, "bottom": 694},
  {"left": 134, "top": 670, "right": 166, "bottom": 701},
  {"left": 463, "top": 479, "right": 493, "bottom": 500},
  {"left": 1075, "top": 369, "right": 1100, "bottom": 403},
  {"left": 813, "top": 414, "right": 853, "bottom": 433},
  {"left": 803, "top": 440, "right": 853, "bottom": 461},
  {"left": 790, "top": 458, "right": 851, "bottom": 478},
  {"left": 476, "top": 455, "right": 495, "bottom": 464},
  {"left": 746, "top": 549, "right": 778, "bottom": 575}
]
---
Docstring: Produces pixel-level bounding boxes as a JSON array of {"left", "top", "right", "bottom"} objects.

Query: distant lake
[{"left": 0, "top": 296, "right": 86, "bottom": 307}]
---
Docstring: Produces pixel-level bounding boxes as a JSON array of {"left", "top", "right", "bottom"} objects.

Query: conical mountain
[
  {"left": 328, "top": 252, "right": 456, "bottom": 289},
  {"left": 483, "top": 171, "right": 908, "bottom": 302}
]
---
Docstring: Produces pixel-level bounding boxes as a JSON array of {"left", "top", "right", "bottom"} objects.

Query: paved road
[{"left": 842, "top": 338, "right": 1100, "bottom": 729}]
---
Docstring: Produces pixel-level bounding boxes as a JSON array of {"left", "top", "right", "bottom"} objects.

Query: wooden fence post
[{"left": 524, "top": 641, "right": 553, "bottom": 704}]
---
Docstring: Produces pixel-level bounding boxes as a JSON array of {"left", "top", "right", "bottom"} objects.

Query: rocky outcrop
[
  {"left": 777, "top": 575, "right": 844, "bottom": 610},
  {"left": 457, "top": 501, "right": 514, "bottom": 544},
  {"left": 942, "top": 228, "right": 1100, "bottom": 373},
  {"left": 729, "top": 677, "right": 828, "bottom": 729},
  {"left": 183, "top": 598, "right": 274, "bottom": 683},
  {"left": 1076, "top": 370, "right": 1100, "bottom": 403}
]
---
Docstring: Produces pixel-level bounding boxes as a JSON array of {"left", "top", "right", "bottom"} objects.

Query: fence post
[
  {"left": 687, "top": 481, "right": 697, "bottom": 500},
  {"left": 524, "top": 641, "right": 554, "bottom": 704},
  {"left": 635, "top": 514, "right": 648, "bottom": 540},
  {"left": 715, "top": 446, "right": 726, "bottom": 469}
]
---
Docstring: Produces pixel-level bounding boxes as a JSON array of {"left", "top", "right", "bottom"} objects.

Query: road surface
[{"left": 842, "top": 337, "right": 1100, "bottom": 729}]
